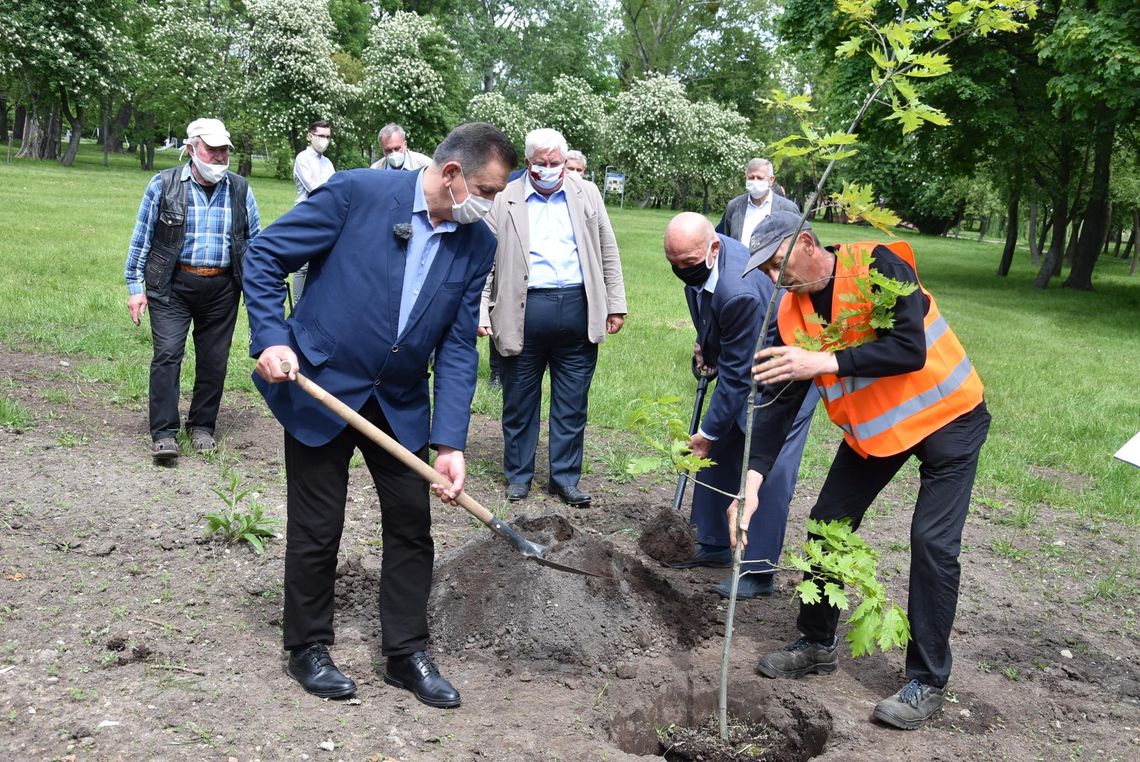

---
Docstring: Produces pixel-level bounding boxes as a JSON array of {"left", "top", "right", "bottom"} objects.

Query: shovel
[
  {"left": 280, "top": 362, "right": 609, "bottom": 579},
  {"left": 672, "top": 373, "right": 711, "bottom": 511}
]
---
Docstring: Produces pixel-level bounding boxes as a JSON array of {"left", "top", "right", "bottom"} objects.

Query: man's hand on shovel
[
  {"left": 432, "top": 447, "right": 466, "bottom": 505},
  {"left": 257, "top": 346, "right": 299, "bottom": 383}
]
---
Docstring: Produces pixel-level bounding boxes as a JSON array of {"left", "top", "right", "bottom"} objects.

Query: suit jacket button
[
  {"left": 374, "top": 378, "right": 382, "bottom": 386},
  {"left": 392, "top": 345, "right": 399, "bottom": 353}
]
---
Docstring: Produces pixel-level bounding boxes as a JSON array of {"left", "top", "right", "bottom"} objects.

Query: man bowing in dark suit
[
  {"left": 663, "top": 213, "right": 818, "bottom": 599},
  {"left": 243, "top": 123, "right": 517, "bottom": 708},
  {"left": 716, "top": 158, "right": 800, "bottom": 246}
]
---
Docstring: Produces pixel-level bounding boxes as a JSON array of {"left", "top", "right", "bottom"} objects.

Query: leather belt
[{"left": 178, "top": 264, "right": 230, "bottom": 277}]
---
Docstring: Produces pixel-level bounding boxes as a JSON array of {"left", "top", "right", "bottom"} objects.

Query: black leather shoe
[
  {"left": 666, "top": 545, "right": 732, "bottom": 569},
  {"left": 287, "top": 644, "right": 357, "bottom": 698},
  {"left": 506, "top": 482, "right": 530, "bottom": 502},
  {"left": 549, "top": 484, "right": 591, "bottom": 506},
  {"left": 384, "top": 651, "right": 461, "bottom": 708},
  {"left": 709, "top": 573, "right": 775, "bottom": 600}
]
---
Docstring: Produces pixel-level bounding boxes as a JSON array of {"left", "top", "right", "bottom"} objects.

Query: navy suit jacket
[
  {"left": 243, "top": 169, "right": 495, "bottom": 451},
  {"left": 686, "top": 235, "right": 779, "bottom": 440},
  {"left": 715, "top": 192, "right": 801, "bottom": 244}
]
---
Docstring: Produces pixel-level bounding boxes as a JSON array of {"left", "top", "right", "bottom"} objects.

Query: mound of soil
[
  {"left": 427, "top": 514, "right": 719, "bottom": 668},
  {"left": 639, "top": 506, "right": 695, "bottom": 564}
]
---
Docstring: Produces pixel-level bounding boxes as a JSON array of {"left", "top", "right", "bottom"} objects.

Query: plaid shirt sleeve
[
  {"left": 124, "top": 174, "right": 162, "bottom": 295},
  {"left": 246, "top": 185, "right": 261, "bottom": 239}
]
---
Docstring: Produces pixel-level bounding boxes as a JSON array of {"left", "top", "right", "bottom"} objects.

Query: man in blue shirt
[
  {"left": 244, "top": 122, "right": 517, "bottom": 709},
  {"left": 124, "top": 118, "right": 260, "bottom": 460},
  {"left": 479, "top": 128, "right": 627, "bottom": 506}
]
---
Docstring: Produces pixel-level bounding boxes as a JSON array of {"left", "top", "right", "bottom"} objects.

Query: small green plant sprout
[
  {"left": 624, "top": 395, "right": 714, "bottom": 477},
  {"left": 786, "top": 518, "right": 911, "bottom": 656},
  {"left": 0, "top": 397, "right": 35, "bottom": 432},
  {"left": 204, "top": 473, "right": 281, "bottom": 554}
]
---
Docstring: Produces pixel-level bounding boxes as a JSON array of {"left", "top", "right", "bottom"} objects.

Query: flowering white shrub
[
  {"left": 524, "top": 75, "right": 611, "bottom": 162},
  {"left": 242, "top": 0, "right": 348, "bottom": 144},
  {"left": 466, "top": 91, "right": 535, "bottom": 157},
  {"left": 361, "top": 11, "right": 464, "bottom": 150}
]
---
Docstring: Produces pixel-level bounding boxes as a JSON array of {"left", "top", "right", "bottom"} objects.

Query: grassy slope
[{"left": 0, "top": 143, "right": 1136, "bottom": 518}]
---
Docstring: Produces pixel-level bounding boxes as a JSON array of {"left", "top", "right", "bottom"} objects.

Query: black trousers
[
  {"left": 499, "top": 286, "right": 598, "bottom": 489},
  {"left": 282, "top": 396, "right": 432, "bottom": 656},
  {"left": 797, "top": 401, "right": 990, "bottom": 688},
  {"left": 146, "top": 270, "right": 239, "bottom": 440}
]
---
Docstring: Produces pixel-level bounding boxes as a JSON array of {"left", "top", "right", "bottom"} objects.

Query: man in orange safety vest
[{"left": 730, "top": 210, "right": 991, "bottom": 731}]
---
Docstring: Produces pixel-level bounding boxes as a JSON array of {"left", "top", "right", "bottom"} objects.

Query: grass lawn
[{"left": 1, "top": 142, "right": 1137, "bottom": 519}]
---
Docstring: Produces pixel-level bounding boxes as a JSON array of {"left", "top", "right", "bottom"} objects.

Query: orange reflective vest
[{"left": 777, "top": 241, "right": 984, "bottom": 458}]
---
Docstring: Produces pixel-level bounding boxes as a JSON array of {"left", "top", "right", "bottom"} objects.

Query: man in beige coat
[
  {"left": 369, "top": 123, "right": 432, "bottom": 172},
  {"left": 479, "top": 128, "right": 626, "bottom": 506}
]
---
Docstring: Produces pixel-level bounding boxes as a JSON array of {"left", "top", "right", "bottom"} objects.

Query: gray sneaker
[
  {"left": 190, "top": 429, "right": 216, "bottom": 453},
  {"left": 872, "top": 679, "right": 944, "bottom": 730},
  {"left": 756, "top": 636, "right": 838, "bottom": 679},
  {"left": 152, "top": 437, "right": 179, "bottom": 460}
]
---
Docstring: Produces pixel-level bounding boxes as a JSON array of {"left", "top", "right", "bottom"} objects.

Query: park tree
[
  {"left": 127, "top": 0, "right": 243, "bottom": 170},
  {"left": 615, "top": 0, "right": 718, "bottom": 83},
  {"left": 465, "top": 90, "right": 535, "bottom": 159},
  {"left": 1039, "top": 0, "right": 1140, "bottom": 290},
  {"left": 0, "top": 0, "right": 134, "bottom": 164},
  {"left": 609, "top": 73, "right": 697, "bottom": 206},
  {"left": 674, "top": 0, "right": 785, "bottom": 126},
  {"left": 682, "top": 100, "right": 759, "bottom": 213},
  {"left": 523, "top": 75, "right": 611, "bottom": 166},
  {"left": 243, "top": 0, "right": 349, "bottom": 163},
  {"left": 360, "top": 11, "right": 464, "bottom": 155},
  {"left": 436, "top": 0, "right": 615, "bottom": 98}
]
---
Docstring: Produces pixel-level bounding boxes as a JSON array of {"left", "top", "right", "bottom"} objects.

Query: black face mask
[{"left": 672, "top": 261, "right": 710, "bottom": 288}]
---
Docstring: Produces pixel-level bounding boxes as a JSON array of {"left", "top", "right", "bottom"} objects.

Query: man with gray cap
[
  {"left": 729, "top": 210, "right": 989, "bottom": 730},
  {"left": 124, "top": 117, "right": 261, "bottom": 459}
]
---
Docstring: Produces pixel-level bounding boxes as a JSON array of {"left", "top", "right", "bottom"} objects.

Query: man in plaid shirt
[{"left": 124, "top": 118, "right": 261, "bottom": 460}]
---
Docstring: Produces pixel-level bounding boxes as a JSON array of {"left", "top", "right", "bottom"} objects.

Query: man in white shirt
[
  {"left": 479, "top": 129, "right": 627, "bottom": 507},
  {"left": 716, "top": 158, "right": 800, "bottom": 244},
  {"left": 291, "top": 120, "right": 335, "bottom": 299},
  {"left": 370, "top": 123, "right": 433, "bottom": 171}
]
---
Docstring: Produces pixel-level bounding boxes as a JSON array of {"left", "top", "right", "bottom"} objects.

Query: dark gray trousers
[
  {"left": 797, "top": 401, "right": 991, "bottom": 688},
  {"left": 499, "top": 286, "right": 597, "bottom": 489},
  {"left": 146, "top": 270, "right": 238, "bottom": 440}
]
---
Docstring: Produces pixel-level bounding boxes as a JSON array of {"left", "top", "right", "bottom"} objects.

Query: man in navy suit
[
  {"left": 716, "top": 158, "right": 800, "bottom": 246},
  {"left": 243, "top": 123, "right": 517, "bottom": 708},
  {"left": 663, "top": 213, "right": 818, "bottom": 598}
]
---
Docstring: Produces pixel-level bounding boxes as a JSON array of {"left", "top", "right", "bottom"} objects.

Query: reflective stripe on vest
[
  {"left": 777, "top": 242, "right": 983, "bottom": 457},
  {"left": 820, "top": 314, "right": 951, "bottom": 403}
]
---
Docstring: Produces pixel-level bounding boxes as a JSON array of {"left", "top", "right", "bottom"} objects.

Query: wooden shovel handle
[{"left": 281, "top": 362, "right": 497, "bottom": 526}]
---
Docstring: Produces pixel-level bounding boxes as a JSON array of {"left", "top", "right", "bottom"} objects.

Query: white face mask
[
  {"left": 192, "top": 151, "right": 229, "bottom": 185},
  {"left": 529, "top": 162, "right": 564, "bottom": 191},
  {"left": 448, "top": 170, "right": 493, "bottom": 224},
  {"left": 746, "top": 179, "right": 771, "bottom": 199},
  {"left": 311, "top": 137, "right": 329, "bottom": 154},
  {"left": 387, "top": 151, "right": 406, "bottom": 169}
]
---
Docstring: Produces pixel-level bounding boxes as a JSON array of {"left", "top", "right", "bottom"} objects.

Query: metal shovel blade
[
  {"left": 486, "top": 516, "right": 612, "bottom": 579},
  {"left": 283, "top": 364, "right": 609, "bottom": 579}
]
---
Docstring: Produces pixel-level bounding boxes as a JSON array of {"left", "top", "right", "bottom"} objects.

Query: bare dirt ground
[{"left": 1, "top": 345, "right": 1138, "bottom": 761}]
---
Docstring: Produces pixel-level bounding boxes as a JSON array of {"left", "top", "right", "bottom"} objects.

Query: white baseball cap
[{"left": 186, "top": 118, "right": 233, "bottom": 148}]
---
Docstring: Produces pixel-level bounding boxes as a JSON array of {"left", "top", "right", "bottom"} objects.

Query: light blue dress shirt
[
  {"left": 693, "top": 257, "right": 720, "bottom": 441},
  {"left": 398, "top": 170, "right": 457, "bottom": 336},
  {"left": 524, "top": 177, "right": 583, "bottom": 288}
]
